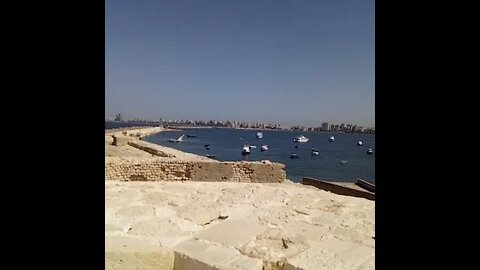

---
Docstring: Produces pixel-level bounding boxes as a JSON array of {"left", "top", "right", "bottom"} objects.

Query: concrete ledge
[{"left": 302, "top": 177, "right": 375, "bottom": 201}]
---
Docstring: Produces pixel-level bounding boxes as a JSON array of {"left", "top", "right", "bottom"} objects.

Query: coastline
[{"left": 105, "top": 126, "right": 375, "bottom": 270}]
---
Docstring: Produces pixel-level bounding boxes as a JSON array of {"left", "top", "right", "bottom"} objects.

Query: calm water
[{"left": 145, "top": 128, "right": 375, "bottom": 183}]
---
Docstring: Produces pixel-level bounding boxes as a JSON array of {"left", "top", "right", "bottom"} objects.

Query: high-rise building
[{"left": 321, "top": 122, "right": 329, "bottom": 131}]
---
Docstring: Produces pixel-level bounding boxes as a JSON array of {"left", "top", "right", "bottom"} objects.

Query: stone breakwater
[{"left": 106, "top": 157, "right": 286, "bottom": 183}]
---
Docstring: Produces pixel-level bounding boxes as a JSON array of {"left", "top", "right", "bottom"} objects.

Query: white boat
[
  {"left": 256, "top": 132, "right": 263, "bottom": 139},
  {"left": 242, "top": 144, "right": 251, "bottom": 155},
  {"left": 311, "top": 148, "right": 319, "bottom": 155},
  {"left": 340, "top": 160, "right": 348, "bottom": 164},
  {"left": 294, "top": 135, "right": 309, "bottom": 143},
  {"left": 249, "top": 145, "right": 257, "bottom": 149},
  {"left": 290, "top": 153, "right": 300, "bottom": 159},
  {"left": 261, "top": 145, "right": 269, "bottom": 151},
  {"left": 329, "top": 136, "right": 335, "bottom": 142},
  {"left": 357, "top": 141, "right": 363, "bottom": 146},
  {"left": 168, "top": 134, "right": 185, "bottom": 143},
  {"left": 367, "top": 148, "right": 373, "bottom": 155}
]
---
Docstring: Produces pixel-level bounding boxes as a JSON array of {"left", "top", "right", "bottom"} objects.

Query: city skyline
[
  {"left": 106, "top": 0, "right": 375, "bottom": 127},
  {"left": 106, "top": 114, "right": 374, "bottom": 131}
]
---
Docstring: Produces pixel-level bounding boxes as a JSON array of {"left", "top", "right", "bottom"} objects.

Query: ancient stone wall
[{"left": 105, "top": 158, "right": 286, "bottom": 183}]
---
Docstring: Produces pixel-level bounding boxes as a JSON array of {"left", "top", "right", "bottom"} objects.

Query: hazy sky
[{"left": 106, "top": 0, "right": 375, "bottom": 127}]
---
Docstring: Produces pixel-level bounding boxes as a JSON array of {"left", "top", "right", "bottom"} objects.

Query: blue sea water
[{"left": 144, "top": 128, "right": 375, "bottom": 183}]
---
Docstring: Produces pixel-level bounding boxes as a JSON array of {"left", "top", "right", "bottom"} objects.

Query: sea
[{"left": 142, "top": 127, "right": 375, "bottom": 183}]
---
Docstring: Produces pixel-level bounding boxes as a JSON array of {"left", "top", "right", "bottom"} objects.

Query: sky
[{"left": 106, "top": 0, "right": 375, "bottom": 127}]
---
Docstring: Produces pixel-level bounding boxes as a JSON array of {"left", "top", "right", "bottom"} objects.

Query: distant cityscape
[{"left": 106, "top": 114, "right": 375, "bottom": 134}]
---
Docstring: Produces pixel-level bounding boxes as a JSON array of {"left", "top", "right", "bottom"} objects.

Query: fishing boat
[
  {"left": 329, "top": 136, "right": 335, "bottom": 142},
  {"left": 256, "top": 132, "right": 263, "bottom": 139},
  {"left": 357, "top": 141, "right": 363, "bottom": 146},
  {"left": 261, "top": 145, "right": 269, "bottom": 151},
  {"left": 249, "top": 145, "right": 257, "bottom": 149},
  {"left": 242, "top": 144, "right": 251, "bottom": 155},
  {"left": 294, "top": 135, "right": 309, "bottom": 143},
  {"left": 367, "top": 149, "right": 373, "bottom": 155},
  {"left": 290, "top": 153, "right": 300, "bottom": 159},
  {"left": 168, "top": 135, "right": 185, "bottom": 143},
  {"left": 340, "top": 160, "right": 348, "bottom": 164},
  {"left": 206, "top": 154, "right": 216, "bottom": 159},
  {"left": 204, "top": 144, "right": 210, "bottom": 148},
  {"left": 311, "top": 148, "right": 319, "bottom": 155}
]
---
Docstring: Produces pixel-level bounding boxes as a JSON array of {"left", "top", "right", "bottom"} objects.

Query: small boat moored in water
[
  {"left": 294, "top": 135, "right": 309, "bottom": 143},
  {"left": 261, "top": 145, "right": 269, "bottom": 151},
  {"left": 206, "top": 154, "right": 216, "bottom": 159},
  {"left": 249, "top": 145, "right": 257, "bottom": 149},
  {"left": 311, "top": 148, "right": 319, "bottom": 155},
  {"left": 242, "top": 144, "right": 251, "bottom": 155},
  {"left": 340, "top": 160, "right": 348, "bottom": 164},
  {"left": 290, "top": 153, "right": 300, "bottom": 159},
  {"left": 367, "top": 149, "right": 373, "bottom": 155},
  {"left": 357, "top": 141, "right": 363, "bottom": 146},
  {"left": 256, "top": 132, "right": 263, "bottom": 139},
  {"left": 168, "top": 135, "right": 185, "bottom": 143},
  {"left": 329, "top": 136, "right": 335, "bottom": 142}
]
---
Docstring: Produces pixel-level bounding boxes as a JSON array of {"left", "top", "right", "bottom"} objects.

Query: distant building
[{"left": 321, "top": 122, "right": 329, "bottom": 132}]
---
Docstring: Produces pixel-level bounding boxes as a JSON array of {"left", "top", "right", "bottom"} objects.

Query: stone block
[
  {"left": 105, "top": 236, "right": 174, "bottom": 270},
  {"left": 195, "top": 218, "right": 268, "bottom": 248},
  {"left": 284, "top": 237, "right": 374, "bottom": 270},
  {"left": 173, "top": 239, "right": 263, "bottom": 270}
]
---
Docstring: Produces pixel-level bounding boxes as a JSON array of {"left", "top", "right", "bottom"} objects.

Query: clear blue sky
[{"left": 106, "top": 0, "right": 374, "bottom": 127}]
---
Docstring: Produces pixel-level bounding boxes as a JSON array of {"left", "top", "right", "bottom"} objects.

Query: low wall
[{"left": 105, "top": 158, "right": 286, "bottom": 183}]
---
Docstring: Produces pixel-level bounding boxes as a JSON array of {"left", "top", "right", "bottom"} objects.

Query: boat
[
  {"left": 261, "top": 145, "right": 269, "bottom": 151},
  {"left": 242, "top": 144, "right": 251, "bottom": 155},
  {"left": 329, "top": 136, "right": 335, "bottom": 142},
  {"left": 186, "top": 134, "right": 197, "bottom": 138},
  {"left": 256, "top": 132, "right": 263, "bottom": 139},
  {"left": 168, "top": 135, "right": 185, "bottom": 143},
  {"left": 311, "top": 148, "right": 319, "bottom": 155},
  {"left": 294, "top": 135, "right": 309, "bottom": 143},
  {"left": 357, "top": 141, "right": 363, "bottom": 146},
  {"left": 367, "top": 149, "right": 373, "bottom": 155},
  {"left": 206, "top": 154, "right": 216, "bottom": 159},
  {"left": 204, "top": 144, "right": 210, "bottom": 148},
  {"left": 290, "top": 153, "right": 300, "bottom": 159},
  {"left": 340, "top": 160, "right": 348, "bottom": 164},
  {"left": 205, "top": 146, "right": 210, "bottom": 150},
  {"left": 249, "top": 145, "right": 257, "bottom": 149}
]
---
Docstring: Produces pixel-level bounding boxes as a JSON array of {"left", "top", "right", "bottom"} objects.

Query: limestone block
[
  {"left": 195, "top": 218, "right": 268, "bottom": 248},
  {"left": 284, "top": 237, "right": 374, "bottom": 270},
  {"left": 105, "top": 236, "right": 174, "bottom": 270},
  {"left": 173, "top": 239, "right": 263, "bottom": 270}
]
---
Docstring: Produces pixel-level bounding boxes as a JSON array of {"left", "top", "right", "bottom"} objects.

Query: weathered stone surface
[
  {"left": 284, "top": 237, "right": 374, "bottom": 270},
  {"left": 105, "top": 181, "right": 375, "bottom": 270},
  {"left": 195, "top": 219, "right": 267, "bottom": 248},
  {"left": 105, "top": 236, "right": 174, "bottom": 270},
  {"left": 173, "top": 239, "right": 263, "bottom": 270}
]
